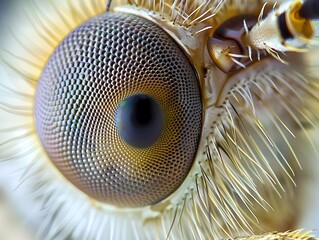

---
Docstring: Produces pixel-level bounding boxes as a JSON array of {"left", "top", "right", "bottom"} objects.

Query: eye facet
[{"left": 34, "top": 12, "right": 202, "bottom": 207}]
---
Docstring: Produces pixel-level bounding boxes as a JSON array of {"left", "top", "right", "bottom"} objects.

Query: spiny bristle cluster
[
  {"left": 130, "top": 0, "right": 225, "bottom": 26},
  {"left": 129, "top": 0, "right": 259, "bottom": 36},
  {"left": 152, "top": 65, "right": 319, "bottom": 239},
  {"left": 234, "top": 229, "right": 316, "bottom": 240}
]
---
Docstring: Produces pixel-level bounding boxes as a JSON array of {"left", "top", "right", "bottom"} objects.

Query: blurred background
[{"left": 0, "top": 1, "right": 35, "bottom": 239}]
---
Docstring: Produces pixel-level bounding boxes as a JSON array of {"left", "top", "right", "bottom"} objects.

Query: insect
[{"left": 0, "top": 0, "right": 318, "bottom": 239}]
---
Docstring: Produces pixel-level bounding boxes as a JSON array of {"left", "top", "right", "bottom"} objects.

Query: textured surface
[{"left": 34, "top": 12, "right": 202, "bottom": 207}]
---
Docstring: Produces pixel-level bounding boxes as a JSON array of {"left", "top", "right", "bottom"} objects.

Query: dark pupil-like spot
[
  {"left": 116, "top": 94, "right": 164, "bottom": 148},
  {"left": 133, "top": 96, "right": 152, "bottom": 126}
]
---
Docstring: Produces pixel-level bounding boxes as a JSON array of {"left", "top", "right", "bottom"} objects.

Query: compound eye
[{"left": 34, "top": 12, "right": 202, "bottom": 207}]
